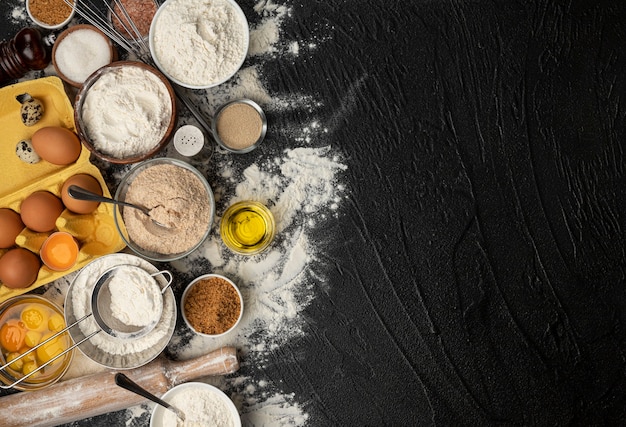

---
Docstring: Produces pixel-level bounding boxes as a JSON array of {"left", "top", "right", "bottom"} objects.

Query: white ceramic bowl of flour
[
  {"left": 150, "top": 382, "right": 241, "bottom": 427},
  {"left": 148, "top": 0, "right": 250, "bottom": 89}
]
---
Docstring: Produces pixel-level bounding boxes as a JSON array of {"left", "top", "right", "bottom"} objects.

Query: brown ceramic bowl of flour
[
  {"left": 113, "top": 158, "right": 215, "bottom": 262},
  {"left": 74, "top": 61, "right": 177, "bottom": 164}
]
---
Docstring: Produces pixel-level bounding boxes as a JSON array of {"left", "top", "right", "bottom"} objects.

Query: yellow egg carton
[{"left": 0, "top": 76, "right": 126, "bottom": 303}]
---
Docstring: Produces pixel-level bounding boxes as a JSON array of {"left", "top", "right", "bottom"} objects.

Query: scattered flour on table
[
  {"left": 28, "top": 0, "right": 344, "bottom": 425},
  {"left": 167, "top": 140, "right": 347, "bottom": 427}
]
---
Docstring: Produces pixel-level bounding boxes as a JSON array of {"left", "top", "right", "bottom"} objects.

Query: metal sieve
[
  {"left": 0, "top": 264, "right": 173, "bottom": 389},
  {"left": 91, "top": 265, "right": 173, "bottom": 340}
]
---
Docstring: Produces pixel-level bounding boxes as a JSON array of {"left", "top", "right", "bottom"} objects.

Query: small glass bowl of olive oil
[{"left": 220, "top": 201, "right": 275, "bottom": 255}]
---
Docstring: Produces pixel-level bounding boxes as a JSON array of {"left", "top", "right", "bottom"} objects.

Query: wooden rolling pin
[{"left": 1, "top": 346, "right": 239, "bottom": 427}]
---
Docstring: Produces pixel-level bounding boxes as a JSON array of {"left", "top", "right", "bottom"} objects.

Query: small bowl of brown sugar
[
  {"left": 182, "top": 274, "right": 243, "bottom": 337},
  {"left": 27, "top": 0, "right": 76, "bottom": 30}
]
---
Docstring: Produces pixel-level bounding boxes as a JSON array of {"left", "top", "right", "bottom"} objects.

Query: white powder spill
[
  {"left": 8, "top": 0, "right": 346, "bottom": 425},
  {"left": 164, "top": 0, "right": 348, "bottom": 421},
  {"left": 249, "top": 19, "right": 281, "bottom": 56},
  {"left": 167, "top": 142, "right": 346, "bottom": 425}
]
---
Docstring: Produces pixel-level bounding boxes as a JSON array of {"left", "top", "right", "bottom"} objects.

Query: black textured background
[{"left": 2, "top": 0, "right": 626, "bottom": 425}]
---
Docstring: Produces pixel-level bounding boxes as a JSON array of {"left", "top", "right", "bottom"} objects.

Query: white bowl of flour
[
  {"left": 149, "top": 0, "right": 249, "bottom": 89},
  {"left": 150, "top": 382, "right": 241, "bottom": 427}
]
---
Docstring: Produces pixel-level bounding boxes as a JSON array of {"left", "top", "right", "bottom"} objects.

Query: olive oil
[{"left": 220, "top": 201, "right": 275, "bottom": 255}]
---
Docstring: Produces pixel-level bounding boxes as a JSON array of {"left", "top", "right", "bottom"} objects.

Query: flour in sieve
[
  {"left": 107, "top": 268, "right": 161, "bottom": 328},
  {"left": 151, "top": 0, "right": 247, "bottom": 86},
  {"left": 71, "top": 255, "right": 174, "bottom": 356}
]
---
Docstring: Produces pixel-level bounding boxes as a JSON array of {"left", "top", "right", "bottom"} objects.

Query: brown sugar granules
[
  {"left": 29, "top": 0, "right": 74, "bottom": 25},
  {"left": 184, "top": 277, "right": 241, "bottom": 335},
  {"left": 215, "top": 102, "right": 263, "bottom": 150}
]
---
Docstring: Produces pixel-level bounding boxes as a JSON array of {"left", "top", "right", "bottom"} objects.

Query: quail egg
[
  {"left": 16, "top": 93, "right": 44, "bottom": 127},
  {"left": 15, "top": 140, "right": 41, "bottom": 164}
]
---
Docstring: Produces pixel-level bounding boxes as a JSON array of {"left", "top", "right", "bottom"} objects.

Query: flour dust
[
  {"left": 168, "top": 2, "right": 347, "bottom": 424},
  {"left": 9, "top": 0, "right": 345, "bottom": 425}
]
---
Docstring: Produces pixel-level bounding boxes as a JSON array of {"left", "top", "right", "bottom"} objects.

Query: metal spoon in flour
[
  {"left": 67, "top": 185, "right": 168, "bottom": 228},
  {"left": 115, "top": 373, "right": 186, "bottom": 422}
]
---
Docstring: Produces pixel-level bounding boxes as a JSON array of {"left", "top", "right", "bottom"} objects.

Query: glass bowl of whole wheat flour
[
  {"left": 114, "top": 157, "right": 215, "bottom": 262},
  {"left": 74, "top": 61, "right": 177, "bottom": 164},
  {"left": 148, "top": 0, "right": 250, "bottom": 89}
]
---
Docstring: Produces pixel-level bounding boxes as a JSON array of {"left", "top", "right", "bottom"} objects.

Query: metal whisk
[{"left": 63, "top": 0, "right": 214, "bottom": 136}]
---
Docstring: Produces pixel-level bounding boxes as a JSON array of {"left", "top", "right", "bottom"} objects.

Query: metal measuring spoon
[
  {"left": 67, "top": 185, "right": 168, "bottom": 228},
  {"left": 115, "top": 373, "right": 186, "bottom": 422}
]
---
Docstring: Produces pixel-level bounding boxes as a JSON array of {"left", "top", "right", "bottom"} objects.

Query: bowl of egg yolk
[{"left": 0, "top": 295, "right": 73, "bottom": 391}]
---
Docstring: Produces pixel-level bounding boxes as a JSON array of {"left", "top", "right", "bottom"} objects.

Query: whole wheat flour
[{"left": 123, "top": 164, "right": 212, "bottom": 255}]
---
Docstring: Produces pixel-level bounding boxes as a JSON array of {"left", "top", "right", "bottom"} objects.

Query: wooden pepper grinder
[{"left": 0, "top": 27, "right": 55, "bottom": 84}]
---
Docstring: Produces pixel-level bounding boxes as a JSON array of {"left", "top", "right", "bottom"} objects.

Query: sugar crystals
[{"left": 184, "top": 276, "right": 241, "bottom": 335}]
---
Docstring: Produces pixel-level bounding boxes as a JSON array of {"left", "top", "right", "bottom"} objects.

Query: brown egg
[
  {"left": 0, "top": 248, "right": 40, "bottom": 288},
  {"left": 20, "top": 191, "right": 64, "bottom": 233},
  {"left": 31, "top": 126, "right": 82, "bottom": 165},
  {"left": 0, "top": 209, "right": 25, "bottom": 248},
  {"left": 61, "top": 174, "right": 102, "bottom": 214}
]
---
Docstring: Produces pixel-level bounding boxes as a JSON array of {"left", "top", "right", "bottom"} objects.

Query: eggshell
[
  {"left": 20, "top": 191, "right": 64, "bottom": 233},
  {"left": 61, "top": 174, "right": 102, "bottom": 214},
  {"left": 15, "top": 139, "right": 41, "bottom": 164},
  {"left": 31, "top": 126, "right": 82, "bottom": 165},
  {"left": 0, "top": 209, "right": 25, "bottom": 248},
  {"left": 20, "top": 97, "right": 44, "bottom": 126},
  {"left": 0, "top": 248, "right": 41, "bottom": 288}
]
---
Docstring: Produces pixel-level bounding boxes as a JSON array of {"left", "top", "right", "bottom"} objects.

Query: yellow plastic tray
[{"left": 0, "top": 77, "right": 126, "bottom": 302}]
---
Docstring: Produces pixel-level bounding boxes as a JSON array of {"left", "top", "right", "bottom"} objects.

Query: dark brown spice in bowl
[{"left": 184, "top": 276, "right": 241, "bottom": 335}]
